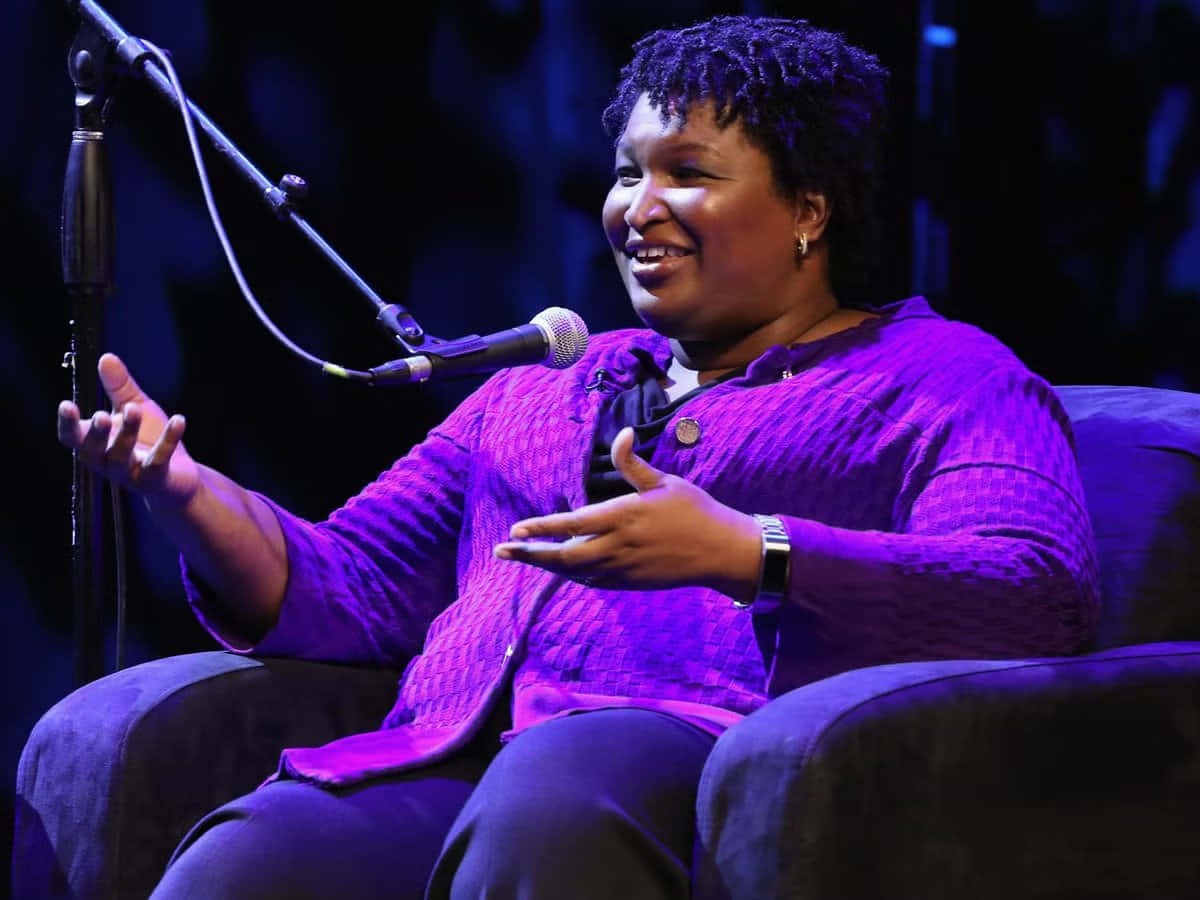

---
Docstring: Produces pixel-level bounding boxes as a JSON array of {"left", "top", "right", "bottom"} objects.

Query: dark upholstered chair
[{"left": 14, "top": 385, "right": 1200, "bottom": 899}]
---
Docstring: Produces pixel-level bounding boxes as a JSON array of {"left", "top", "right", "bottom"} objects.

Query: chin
[
  {"left": 631, "top": 302, "right": 713, "bottom": 342},
  {"left": 630, "top": 293, "right": 687, "bottom": 337}
]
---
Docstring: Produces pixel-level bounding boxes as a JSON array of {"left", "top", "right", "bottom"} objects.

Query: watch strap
[{"left": 733, "top": 514, "right": 790, "bottom": 613}]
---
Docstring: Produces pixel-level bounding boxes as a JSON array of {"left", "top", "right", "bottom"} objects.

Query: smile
[{"left": 628, "top": 245, "right": 691, "bottom": 262}]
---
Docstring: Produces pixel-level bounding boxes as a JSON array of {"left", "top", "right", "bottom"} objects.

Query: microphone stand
[
  {"left": 62, "top": 20, "right": 113, "bottom": 686},
  {"left": 62, "top": 0, "right": 437, "bottom": 685}
]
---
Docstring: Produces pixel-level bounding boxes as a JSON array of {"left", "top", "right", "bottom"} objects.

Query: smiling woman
[
  {"left": 604, "top": 95, "right": 823, "bottom": 356},
  {"left": 41, "top": 14, "right": 1098, "bottom": 900}
]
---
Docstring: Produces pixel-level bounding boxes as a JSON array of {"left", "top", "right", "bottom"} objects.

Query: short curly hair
[{"left": 603, "top": 16, "right": 890, "bottom": 295}]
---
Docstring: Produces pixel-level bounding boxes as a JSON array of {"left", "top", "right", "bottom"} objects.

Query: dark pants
[{"left": 149, "top": 709, "right": 717, "bottom": 899}]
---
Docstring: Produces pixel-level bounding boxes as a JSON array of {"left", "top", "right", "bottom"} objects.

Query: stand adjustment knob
[
  {"left": 265, "top": 174, "right": 308, "bottom": 217},
  {"left": 279, "top": 174, "right": 308, "bottom": 202}
]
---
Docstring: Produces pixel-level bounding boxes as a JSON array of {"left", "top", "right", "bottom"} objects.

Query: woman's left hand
[{"left": 494, "top": 427, "right": 762, "bottom": 601}]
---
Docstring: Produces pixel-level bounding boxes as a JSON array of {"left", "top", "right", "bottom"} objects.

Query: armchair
[{"left": 15, "top": 385, "right": 1200, "bottom": 899}]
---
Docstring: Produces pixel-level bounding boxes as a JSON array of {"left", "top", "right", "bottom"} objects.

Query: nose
[{"left": 623, "top": 177, "right": 669, "bottom": 231}]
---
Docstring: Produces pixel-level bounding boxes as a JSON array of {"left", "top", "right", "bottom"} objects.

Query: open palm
[{"left": 57, "top": 353, "right": 200, "bottom": 506}]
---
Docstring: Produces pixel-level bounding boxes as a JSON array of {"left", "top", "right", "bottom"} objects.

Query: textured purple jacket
[{"left": 185, "top": 297, "right": 1099, "bottom": 786}]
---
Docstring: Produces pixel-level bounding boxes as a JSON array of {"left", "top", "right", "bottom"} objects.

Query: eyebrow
[{"left": 615, "top": 139, "right": 723, "bottom": 158}]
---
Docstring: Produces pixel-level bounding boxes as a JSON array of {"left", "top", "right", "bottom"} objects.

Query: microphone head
[{"left": 531, "top": 307, "right": 589, "bottom": 369}]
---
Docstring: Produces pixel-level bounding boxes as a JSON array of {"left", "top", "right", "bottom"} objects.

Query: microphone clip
[
  {"left": 366, "top": 334, "right": 489, "bottom": 386},
  {"left": 376, "top": 303, "right": 431, "bottom": 352}
]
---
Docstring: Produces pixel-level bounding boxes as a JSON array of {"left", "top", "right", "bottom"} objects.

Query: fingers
[
  {"left": 79, "top": 409, "right": 113, "bottom": 459},
  {"left": 143, "top": 414, "right": 187, "bottom": 472},
  {"left": 59, "top": 398, "right": 187, "bottom": 480},
  {"left": 610, "top": 427, "right": 664, "bottom": 493},
  {"left": 106, "top": 403, "right": 142, "bottom": 468},
  {"left": 508, "top": 496, "right": 628, "bottom": 540},
  {"left": 494, "top": 533, "right": 612, "bottom": 580},
  {"left": 98, "top": 353, "right": 146, "bottom": 410},
  {"left": 57, "top": 400, "right": 85, "bottom": 449},
  {"left": 58, "top": 401, "right": 117, "bottom": 462},
  {"left": 57, "top": 364, "right": 189, "bottom": 495}
]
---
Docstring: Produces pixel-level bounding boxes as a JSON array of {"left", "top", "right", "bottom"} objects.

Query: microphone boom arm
[
  {"left": 66, "top": 0, "right": 436, "bottom": 353},
  {"left": 60, "top": 0, "right": 448, "bottom": 684}
]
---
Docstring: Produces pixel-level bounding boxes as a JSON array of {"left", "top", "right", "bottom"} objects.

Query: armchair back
[{"left": 1056, "top": 385, "right": 1200, "bottom": 648}]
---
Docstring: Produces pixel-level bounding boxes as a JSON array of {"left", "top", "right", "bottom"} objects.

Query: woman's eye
[
  {"left": 614, "top": 167, "right": 640, "bottom": 186},
  {"left": 673, "top": 167, "right": 707, "bottom": 181}
]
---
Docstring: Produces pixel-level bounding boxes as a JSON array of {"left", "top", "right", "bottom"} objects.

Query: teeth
[{"left": 632, "top": 246, "right": 687, "bottom": 262}]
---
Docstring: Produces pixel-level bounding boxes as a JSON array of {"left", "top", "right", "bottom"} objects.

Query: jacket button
[{"left": 674, "top": 417, "right": 701, "bottom": 446}]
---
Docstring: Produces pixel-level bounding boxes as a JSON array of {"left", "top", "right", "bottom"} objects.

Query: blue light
[{"left": 924, "top": 24, "right": 958, "bottom": 48}]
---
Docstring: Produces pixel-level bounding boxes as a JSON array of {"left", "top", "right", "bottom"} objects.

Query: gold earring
[{"left": 796, "top": 232, "right": 809, "bottom": 259}]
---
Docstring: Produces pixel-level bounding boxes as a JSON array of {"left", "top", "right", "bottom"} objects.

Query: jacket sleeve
[
  {"left": 768, "top": 368, "right": 1100, "bottom": 693},
  {"left": 182, "top": 372, "right": 504, "bottom": 666}
]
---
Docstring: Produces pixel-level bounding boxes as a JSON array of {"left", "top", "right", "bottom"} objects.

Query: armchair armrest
[
  {"left": 14, "top": 651, "right": 403, "bottom": 900},
  {"left": 696, "top": 643, "right": 1200, "bottom": 900}
]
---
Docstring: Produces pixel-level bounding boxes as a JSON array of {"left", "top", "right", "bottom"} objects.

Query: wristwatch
[{"left": 733, "top": 514, "right": 790, "bottom": 613}]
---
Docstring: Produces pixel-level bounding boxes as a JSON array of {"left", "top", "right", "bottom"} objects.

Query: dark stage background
[{"left": 4, "top": 0, "right": 1199, "bottom": 887}]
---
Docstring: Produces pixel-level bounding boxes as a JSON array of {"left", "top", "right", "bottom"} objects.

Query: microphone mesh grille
[{"left": 532, "top": 307, "right": 589, "bottom": 369}]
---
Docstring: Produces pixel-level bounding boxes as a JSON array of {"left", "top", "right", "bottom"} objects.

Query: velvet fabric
[
  {"left": 1055, "top": 385, "right": 1200, "bottom": 648},
  {"left": 696, "top": 644, "right": 1200, "bottom": 899},
  {"left": 13, "top": 654, "right": 401, "bottom": 900},
  {"left": 14, "top": 384, "right": 1200, "bottom": 899}
]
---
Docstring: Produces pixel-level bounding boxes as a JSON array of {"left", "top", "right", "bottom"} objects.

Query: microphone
[{"left": 369, "top": 307, "right": 589, "bottom": 385}]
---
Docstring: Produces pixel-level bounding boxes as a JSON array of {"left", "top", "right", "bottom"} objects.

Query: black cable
[
  {"left": 141, "top": 39, "right": 374, "bottom": 383},
  {"left": 110, "top": 481, "right": 127, "bottom": 671}
]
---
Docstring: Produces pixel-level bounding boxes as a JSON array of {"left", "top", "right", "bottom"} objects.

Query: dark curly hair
[{"left": 603, "top": 16, "right": 890, "bottom": 295}]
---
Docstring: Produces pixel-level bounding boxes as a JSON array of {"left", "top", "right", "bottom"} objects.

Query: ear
[{"left": 794, "top": 190, "right": 832, "bottom": 244}]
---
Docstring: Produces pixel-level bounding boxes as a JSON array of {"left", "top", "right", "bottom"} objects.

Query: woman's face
[{"left": 602, "top": 93, "right": 802, "bottom": 342}]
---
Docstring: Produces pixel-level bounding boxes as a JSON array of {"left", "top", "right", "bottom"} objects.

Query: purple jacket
[{"left": 185, "top": 297, "right": 1099, "bottom": 785}]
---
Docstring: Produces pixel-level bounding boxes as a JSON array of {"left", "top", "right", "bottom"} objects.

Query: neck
[{"left": 669, "top": 293, "right": 842, "bottom": 384}]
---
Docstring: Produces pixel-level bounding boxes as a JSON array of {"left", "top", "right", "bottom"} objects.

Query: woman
[{"left": 57, "top": 15, "right": 1099, "bottom": 899}]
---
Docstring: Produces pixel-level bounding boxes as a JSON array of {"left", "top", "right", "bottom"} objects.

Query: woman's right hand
[{"left": 57, "top": 353, "right": 200, "bottom": 507}]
